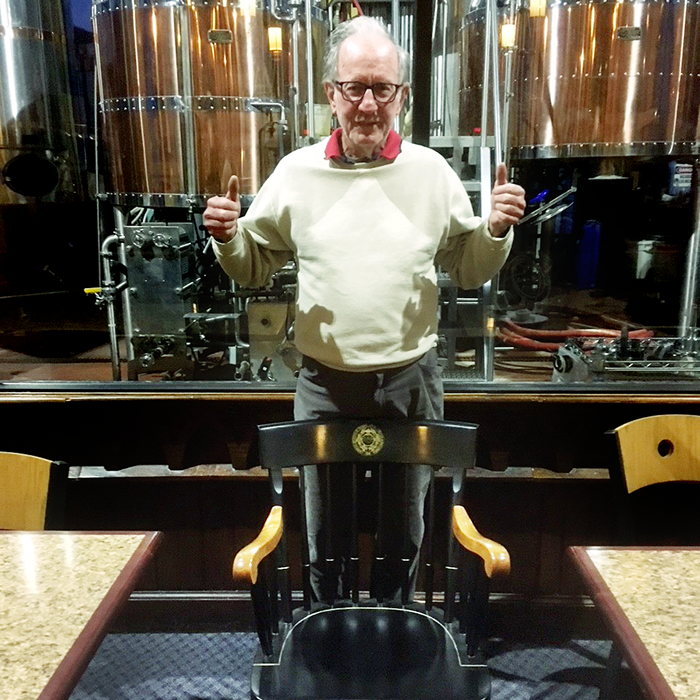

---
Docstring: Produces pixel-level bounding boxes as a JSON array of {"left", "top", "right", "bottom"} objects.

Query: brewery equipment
[
  {"left": 91, "top": 0, "right": 327, "bottom": 380},
  {"left": 431, "top": 0, "right": 700, "bottom": 382}
]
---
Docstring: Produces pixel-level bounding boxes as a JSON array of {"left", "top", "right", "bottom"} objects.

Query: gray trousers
[{"left": 293, "top": 349, "right": 444, "bottom": 603}]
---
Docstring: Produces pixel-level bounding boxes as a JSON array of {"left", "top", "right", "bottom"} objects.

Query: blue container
[{"left": 576, "top": 220, "right": 601, "bottom": 289}]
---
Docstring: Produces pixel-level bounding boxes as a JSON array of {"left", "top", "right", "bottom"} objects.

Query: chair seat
[{"left": 251, "top": 606, "right": 491, "bottom": 700}]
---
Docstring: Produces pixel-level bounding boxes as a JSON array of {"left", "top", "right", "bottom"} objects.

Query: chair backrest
[
  {"left": 613, "top": 414, "right": 700, "bottom": 493},
  {"left": 249, "top": 419, "right": 497, "bottom": 615},
  {"left": 0, "top": 452, "right": 69, "bottom": 530},
  {"left": 257, "top": 419, "right": 478, "bottom": 470}
]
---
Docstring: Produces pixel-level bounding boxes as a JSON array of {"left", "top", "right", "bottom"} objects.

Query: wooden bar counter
[{"left": 1, "top": 385, "right": 699, "bottom": 639}]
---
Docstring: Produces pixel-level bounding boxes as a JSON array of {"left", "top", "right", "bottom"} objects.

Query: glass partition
[{"left": 2, "top": 0, "right": 700, "bottom": 391}]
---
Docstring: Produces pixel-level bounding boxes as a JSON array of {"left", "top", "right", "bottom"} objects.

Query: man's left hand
[{"left": 489, "top": 163, "right": 526, "bottom": 238}]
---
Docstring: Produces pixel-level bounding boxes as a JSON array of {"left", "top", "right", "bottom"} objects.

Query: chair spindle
[
  {"left": 444, "top": 536, "right": 458, "bottom": 623},
  {"left": 323, "top": 464, "right": 337, "bottom": 604},
  {"left": 350, "top": 463, "right": 360, "bottom": 603},
  {"left": 374, "top": 464, "right": 385, "bottom": 604},
  {"left": 401, "top": 465, "right": 412, "bottom": 606},
  {"left": 266, "top": 557, "right": 280, "bottom": 634},
  {"left": 444, "top": 465, "right": 465, "bottom": 623},
  {"left": 424, "top": 471, "right": 436, "bottom": 611},
  {"left": 298, "top": 469, "right": 312, "bottom": 611}
]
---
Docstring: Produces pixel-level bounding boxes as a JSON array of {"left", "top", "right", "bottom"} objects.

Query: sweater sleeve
[
  {"left": 434, "top": 167, "right": 514, "bottom": 290},
  {"left": 212, "top": 167, "right": 294, "bottom": 289}
]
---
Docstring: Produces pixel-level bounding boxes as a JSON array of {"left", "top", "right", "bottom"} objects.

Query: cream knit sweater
[{"left": 213, "top": 139, "right": 513, "bottom": 372}]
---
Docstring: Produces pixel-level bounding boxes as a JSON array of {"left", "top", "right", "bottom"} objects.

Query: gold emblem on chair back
[
  {"left": 614, "top": 415, "right": 700, "bottom": 493},
  {"left": 351, "top": 425, "right": 385, "bottom": 457}
]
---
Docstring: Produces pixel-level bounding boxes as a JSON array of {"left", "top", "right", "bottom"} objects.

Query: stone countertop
[
  {"left": 0, "top": 532, "right": 157, "bottom": 700},
  {"left": 584, "top": 548, "right": 700, "bottom": 700}
]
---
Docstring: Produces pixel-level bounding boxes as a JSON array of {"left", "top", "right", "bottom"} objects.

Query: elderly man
[{"left": 204, "top": 16, "right": 525, "bottom": 602}]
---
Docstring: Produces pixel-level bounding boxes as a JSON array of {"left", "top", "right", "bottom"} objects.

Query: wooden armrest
[
  {"left": 232, "top": 505, "right": 283, "bottom": 585},
  {"left": 452, "top": 505, "right": 511, "bottom": 578}
]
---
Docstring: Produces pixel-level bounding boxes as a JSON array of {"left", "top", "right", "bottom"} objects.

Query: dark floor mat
[{"left": 71, "top": 633, "right": 636, "bottom": 700}]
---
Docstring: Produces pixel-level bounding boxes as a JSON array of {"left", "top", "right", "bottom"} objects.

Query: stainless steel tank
[
  {"left": 0, "top": 0, "right": 81, "bottom": 204},
  {"left": 459, "top": 0, "right": 700, "bottom": 158},
  {"left": 93, "top": 0, "right": 327, "bottom": 206}
]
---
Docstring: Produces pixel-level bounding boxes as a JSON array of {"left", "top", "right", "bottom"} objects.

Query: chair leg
[
  {"left": 465, "top": 563, "right": 489, "bottom": 658},
  {"left": 251, "top": 578, "right": 274, "bottom": 658},
  {"left": 298, "top": 469, "right": 313, "bottom": 611},
  {"left": 601, "top": 642, "right": 623, "bottom": 700}
]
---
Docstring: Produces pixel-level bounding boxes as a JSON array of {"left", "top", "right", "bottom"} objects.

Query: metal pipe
[
  {"left": 305, "top": 0, "right": 315, "bottom": 140},
  {"left": 176, "top": 5, "right": 197, "bottom": 201},
  {"left": 431, "top": 0, "right": 448, "bottom": 136},
  {"left": 440, "top": 0, "right": 448, "bottom": 137},
  {"left": 291, "top": 19, "right": 302, "bottom": 150},
  {"left": 501, "top": 52, "right": 514, "bottom": 169},
  {"left": 113, "top": 209, "right": 136, "bottom": 368},
  {"left": 392, "top": 0, "right": 400, "bottom": 44},
  {"left": 271, "top": 0, "right": 298, "bottom": 155},
  {"left": 249, "top": 99, "right": 288, "bottom": 159},
  {"left": 93, "top": 72, "right": 103, "bottom": 284},
  {"left": 480, "top": 144, "right": 494, "bottom": 382},
  {"left": 100, "top": 234, "right": 122, "bottom": 381},
  {"left": 518, "top": 184, "right": 577, "bottom": 226},
  {"left": 481, "top": 280, "right": 495, "bottom": 381},
  {"left": 480, "top": 0, "right": 492, "bottom": 151},
  {"left": 271, "top": 0, "right": 298, "bottom": 22},
  {"left": 430, "top": 4, "right": 440, "bottom": 134},
  {"left": 488, "top": 0, "right": 503, "bottom": 164},
  {"left": 679, "top": 161, "right": 700, "bottom": 343},
  {"left": 248, "top": 99, "right": 287, "bottom": 115}
]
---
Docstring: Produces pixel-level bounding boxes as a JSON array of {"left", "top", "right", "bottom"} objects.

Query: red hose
[
  {"left": 502, "top": 319, "right": 653, "bottom": 340},
  {"left": 497, "top": 328, "right": 561, "bottom": 352}
]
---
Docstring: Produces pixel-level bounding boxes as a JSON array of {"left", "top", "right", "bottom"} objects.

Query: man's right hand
[{"left": 203, "top": 175, "right": 240, "bottom": 243}]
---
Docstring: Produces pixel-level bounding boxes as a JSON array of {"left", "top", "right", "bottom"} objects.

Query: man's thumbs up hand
[
  {"left": 489, "top": 163, "right": 526, "bottom": 238},
  {"left": 226, "top": 175, "right": 239, "bottom": 202},
  {"left": 495, "top": 163, "right": 508, "bottom": 187},
  {"left": 204, "top": 175, "right": 241, "bottom": 243}
]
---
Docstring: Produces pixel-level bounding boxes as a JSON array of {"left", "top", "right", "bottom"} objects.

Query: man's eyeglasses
[{"left": 333, "top": 81, "right": 403, "bottom": 105}]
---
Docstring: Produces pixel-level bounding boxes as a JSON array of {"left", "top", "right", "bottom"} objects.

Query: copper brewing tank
[
  {"left": 93, "top": 0, "right": 326, "bottom": 206},
  {"left": 460, "top": 0, "right": 700, "bottom": 158}
]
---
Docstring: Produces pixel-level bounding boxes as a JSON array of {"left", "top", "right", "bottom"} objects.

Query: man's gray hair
[{"left": 322, "top": 16, "right": 411, "bottom": 84}]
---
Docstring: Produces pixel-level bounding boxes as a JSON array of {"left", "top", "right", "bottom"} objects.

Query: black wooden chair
[
  {"left": 233, "top": 419, "right": 510, "bottom": 700},
  {"left": 0, "top": 451, "right": 69, "bottom": 530}
]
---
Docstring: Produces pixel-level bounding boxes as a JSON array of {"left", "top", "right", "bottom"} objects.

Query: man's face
[{"left": 324, "top": 34, "right": 408, "bottom": 160}]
